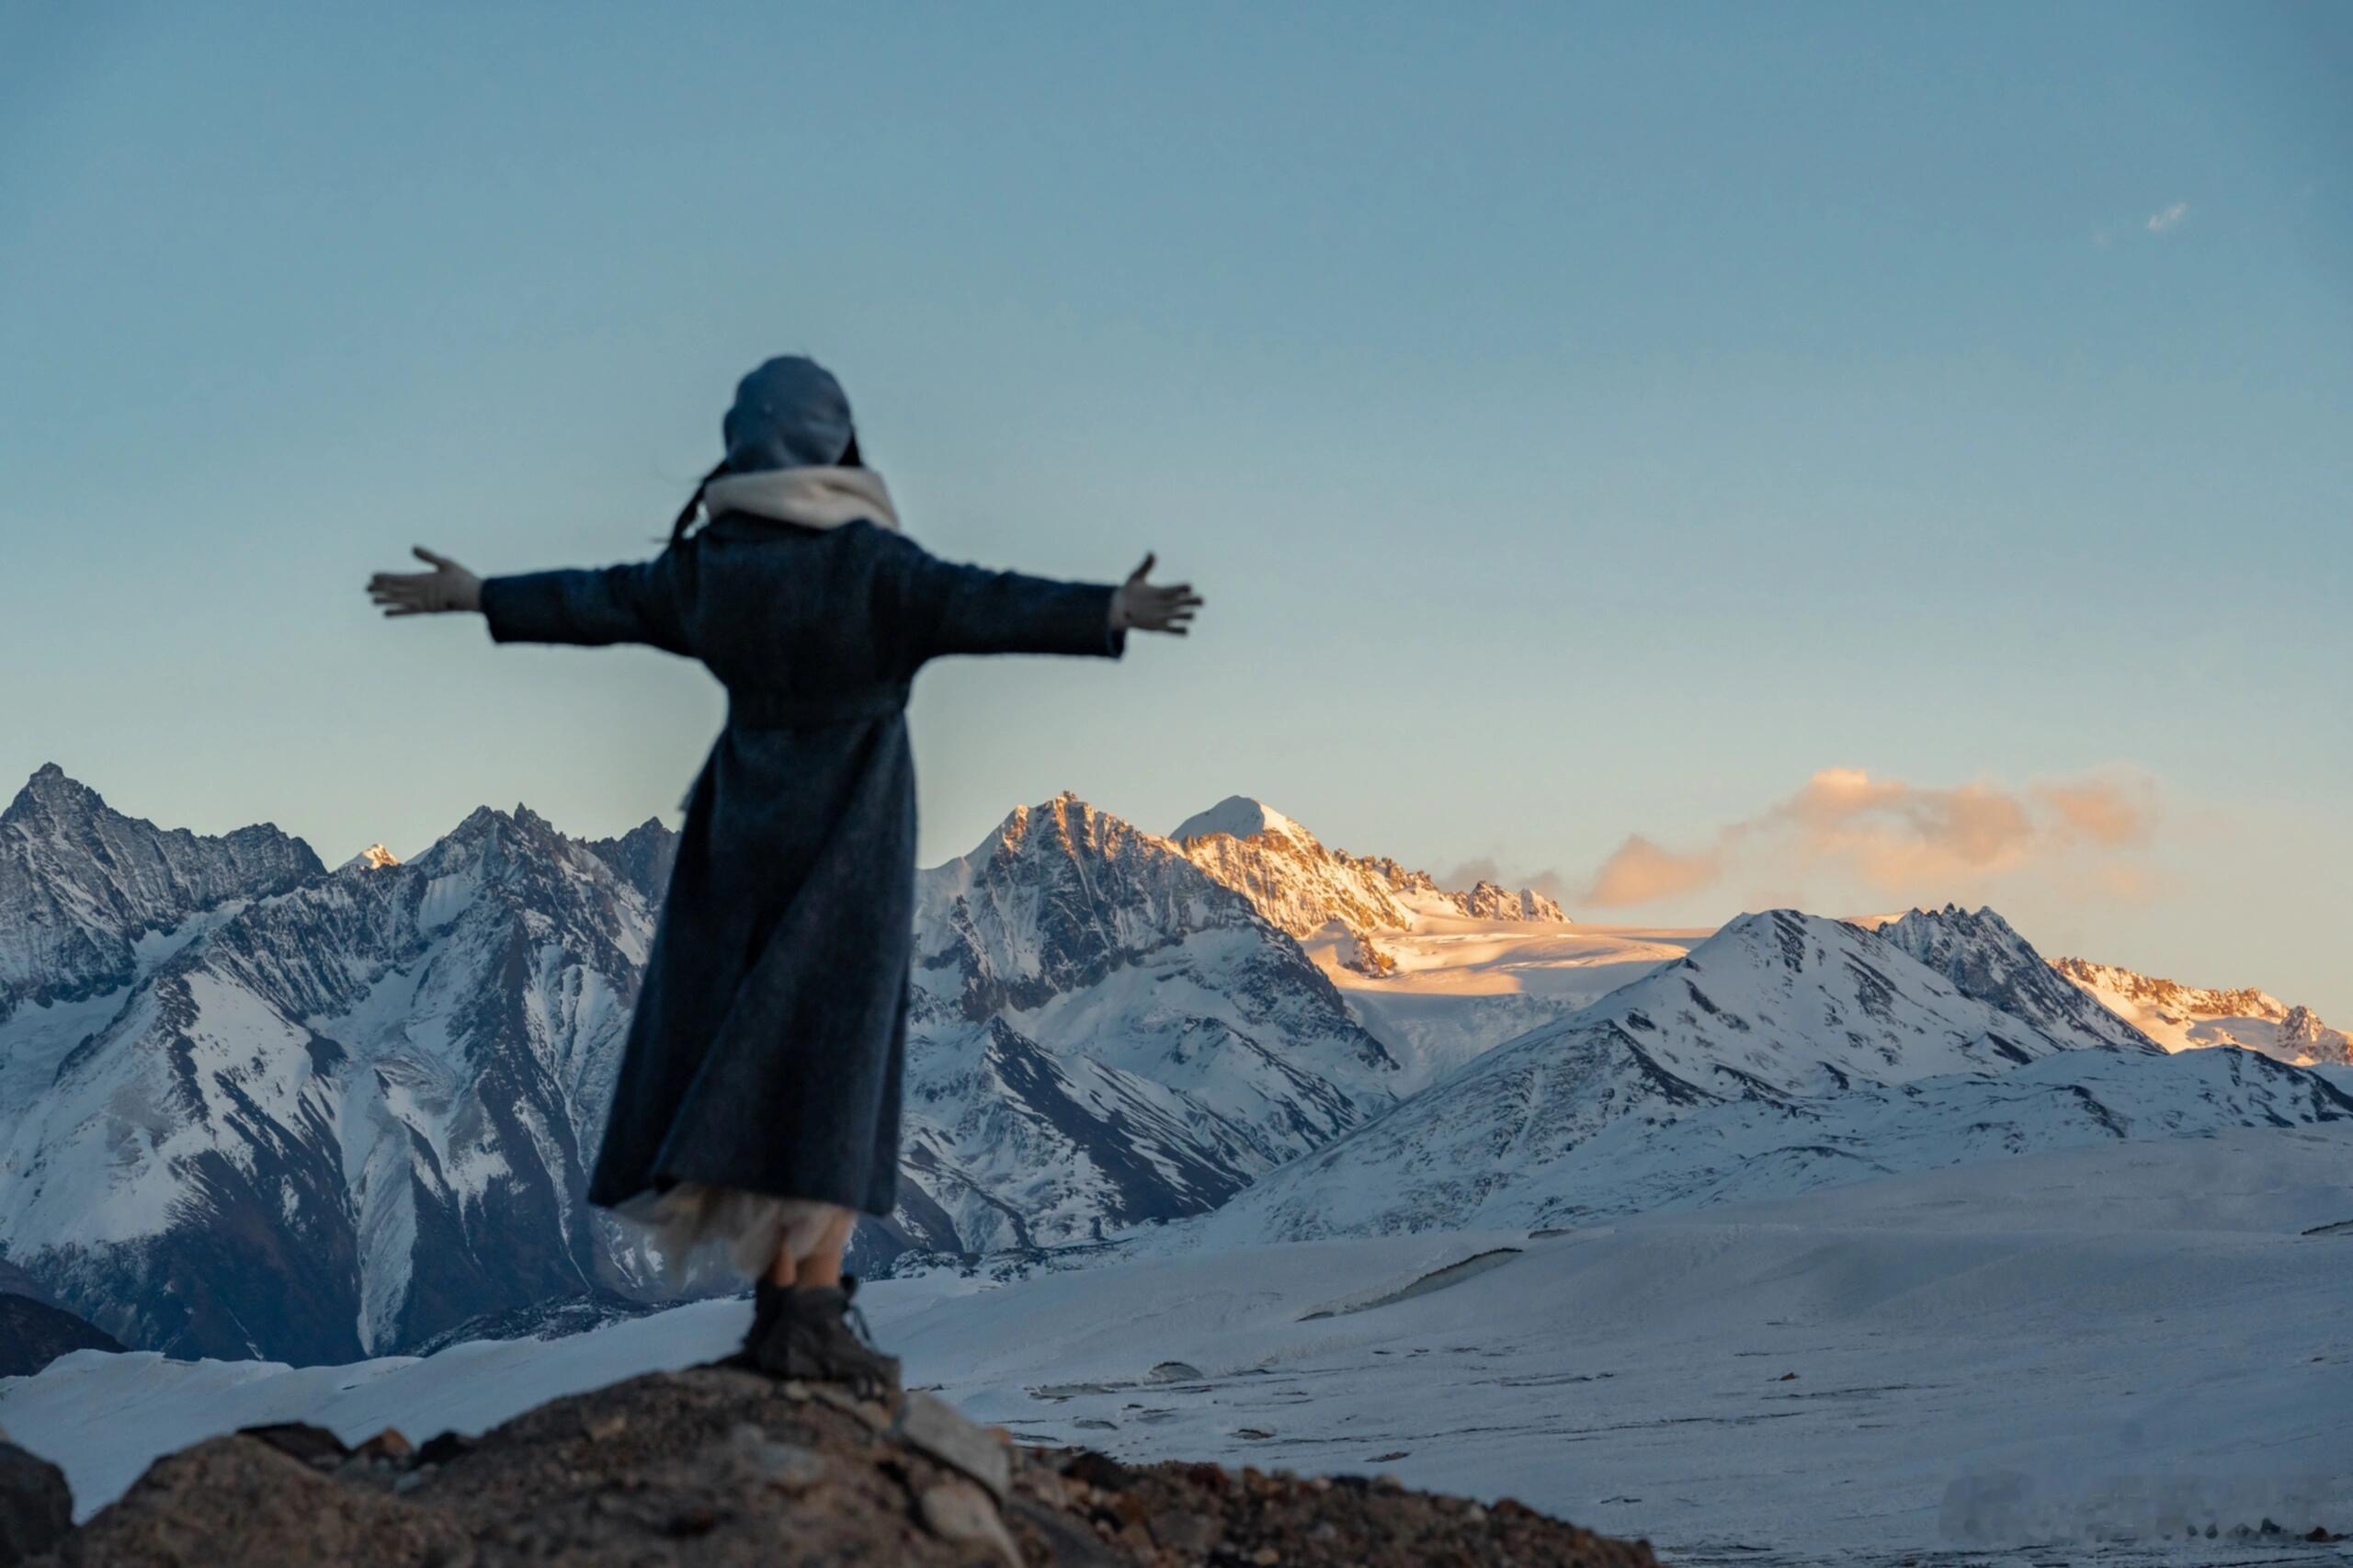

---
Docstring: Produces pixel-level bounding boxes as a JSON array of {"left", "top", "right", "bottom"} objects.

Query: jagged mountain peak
[
  {"left": 1875, "top": 904, "right": 2159, "bottom": 1055},
  {"left": 1602, "top": 908, "right": 2073, "bottom": 1078},
  {"left": 1160, "top": 799, "right": 1571, "bottom": 960},
  {"left": 426, "top": 801, "right": 590, "bottom": 867},
  {"left": 902, "top": 792, "right": 1399, "bottom": 1253},
  {"left": 0, "top": 785, "right": 664, "bottom": 1362},
  {"left": 993, "top": 791, "right": 1117, "bottom": 853},
  {"left": 0, "top": 767, "right": 324, "bottom": 1020},
  {"left": 6, "top": 767, "right": 304, "bottom": 853},
  {"left": 974, "top": 794, "right": 1228, "bottom": 882},
  {"left": 1461, "top": 879, "right": 1569, "bottom": 924},
  {"left": 6, "top": 762, "right": 98, "bottom": 818},
  {"left": 583, "top": 818, "right": 679, "bottom": 904}
]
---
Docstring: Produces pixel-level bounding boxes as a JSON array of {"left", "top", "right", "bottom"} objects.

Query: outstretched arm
[
  {"left": 901, "top": 545, "right": 1201, "bottom": 665},
  {"left": 368, "top": 546, "right": 690, "bottom": 653}
]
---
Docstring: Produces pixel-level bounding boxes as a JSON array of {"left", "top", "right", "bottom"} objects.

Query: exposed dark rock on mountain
[
  {"left": 0, "top": 778, "right": 1405, "bottom": 1361},
  {"left": 7, "top": 767, "right": 2342, "bottom": 1374},
  {"left": 30, "top": 1369, "right": 1662, "bottom": 1566},
  {"left": 583, "top": 818, "right": 680, "bottom": 904},
  {"left": 1877, "top": 904, "right": 2160, "bottom": 1054},
  {"left": 0, "top": 782, "right": 663, "bottom": 1364},
  {"left": 898, "top": 795, "right": 1399, "bottom": 1256},
  {"left": 0, "top": 1294, "right": 123, "bottom": 1379}
]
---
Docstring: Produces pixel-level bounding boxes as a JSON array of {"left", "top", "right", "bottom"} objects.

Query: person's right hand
[
  {"left": 1111, "top": 554, "right": 1202, "bottom": 635},
  {"left": 369, "top": 548, "right": 483, "bottom": 617}
]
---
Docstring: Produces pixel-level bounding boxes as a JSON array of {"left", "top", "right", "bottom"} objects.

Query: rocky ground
[{"left": 2, "top": 1369, "right": 1665, "bottom": 1566}]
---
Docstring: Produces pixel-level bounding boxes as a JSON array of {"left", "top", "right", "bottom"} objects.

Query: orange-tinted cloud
[
  {"left": 1577, "top": 767, "right": 2161, "bottom": 910},
  {"left": 1582, "top": 835, "right": 1726, "bottom": 907},
  {"left": 2031, "top": 778, "right": 2157, "bottom": 848}
]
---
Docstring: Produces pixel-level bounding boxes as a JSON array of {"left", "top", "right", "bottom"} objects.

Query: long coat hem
[{"left": 481, "top": 516, "right": 1124, "bottom": 1221}]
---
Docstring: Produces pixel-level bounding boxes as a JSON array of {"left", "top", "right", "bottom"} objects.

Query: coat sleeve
[
  {"left": 894, "top": 541, "right": 1126, "bottom": 665},
  {"left": 480, "top": 551, "right": 693, "bottom": 655}
]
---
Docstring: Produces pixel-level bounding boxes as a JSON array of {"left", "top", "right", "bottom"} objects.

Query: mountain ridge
[
  {"left": 2053, "top": 956, "right": 2351, "bottom": 1065},
  {"left": 4, "top": 766, "right": 2341, "bottom": 1369}
]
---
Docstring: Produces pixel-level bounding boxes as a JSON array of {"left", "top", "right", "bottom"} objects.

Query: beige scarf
[{"left": 699, "top": 465, "right": 900, "bottom": 532}]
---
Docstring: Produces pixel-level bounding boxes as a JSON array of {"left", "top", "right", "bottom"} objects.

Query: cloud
[
  {"left": 2145, "top": 201, "right": 2189, "bottom": 234},
  {"left": 2031, "top": 778, "right": 2157, "bottom": 848},
  {"left": 1583, "top": 835, "right": 1725, "bottom": 907},
  {"left": 1577, "top": 767, "right": 2162, "bottom": 911},
  {"left": 1436, "top": 855, "right": 1505, "bottom": 888}
]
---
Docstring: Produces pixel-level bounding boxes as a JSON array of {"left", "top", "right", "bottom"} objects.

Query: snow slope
[
  {"left": 1303, "top": 916, "right": 1707, "bottom": 1088},
  {"left": 1169, "top": 795, "right": 1668, "bottom": 1086},
  {"left": 13, "top": 1125, "right": 2351, "bottom": 1562},
  {"left": 1166, "top": 909, "right": 2109, "bottom": 1244},
  {"left": 1249, "top": 1040, "right": 2350, "bottom": 1236},
  {"left": 2056, "top": 957, "right": 2353, "bottom": 1066}
]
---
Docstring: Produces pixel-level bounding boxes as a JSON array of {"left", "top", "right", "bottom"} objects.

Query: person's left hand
[
  {"left": 369, "top": 548, "right": 483, "bottom": 617},
  {"left": 1111, "top": 553, "right": 1202, "bottom": 635}
]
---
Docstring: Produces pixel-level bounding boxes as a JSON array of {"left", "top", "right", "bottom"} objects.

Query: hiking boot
[{"left": 736, "top": 1275, "right": 901, "bottom": 1399}]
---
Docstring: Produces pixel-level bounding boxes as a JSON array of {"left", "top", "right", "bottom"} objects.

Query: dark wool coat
[{"left": 480, "top": 514, "right": 1124, "bottom": 1216}]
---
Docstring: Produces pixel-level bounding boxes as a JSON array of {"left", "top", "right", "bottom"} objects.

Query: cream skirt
[{"left": 616, "top": 1183, "right": 855, "bottom": 1281}]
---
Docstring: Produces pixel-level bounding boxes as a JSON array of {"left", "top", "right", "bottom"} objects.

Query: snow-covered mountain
[
  {"left": 1170, "top": 796, "right": 1566, "bottom": 956},
  {"left": 1169, "top": 909, "right": 2118, "bottom": 1244},
  {"left": 338, "top": 844, "right": 402, "bottom": 873},
  {"left": 898, "top": 794, "right": 1398, "bottom": 1254},
  {"left": 1170, "top": 796, "right": 1631, "bottom": 1084},
  {"left": 7, "top": 767, "right": 2342, "bottom": 1375},
  {"left": 0, "top": 776, "right": 1414, "bottom": 1358},
  {"left": 581, "top": 818, "right": 679, "bottom": 905},
  {"left": 0, "top": 765, "right": 320, "bottom": 1028},
  {"left": 1874, "top": 904, "right": 2162, "bottom": 1054},
  {"left": 0, "top": 778, "right": 666, "bottom": 1364},
  {"left": 1249, "top": 1038, "right": 2352, "bottom": 1243},
  {"left": 2053, "top": 957, "right": 2352, "bottom": 1066}
]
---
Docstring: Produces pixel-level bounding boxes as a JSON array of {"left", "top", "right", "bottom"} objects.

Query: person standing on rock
[{"left": 367, "top": 356, "right": 1201, "bottom": 1394}]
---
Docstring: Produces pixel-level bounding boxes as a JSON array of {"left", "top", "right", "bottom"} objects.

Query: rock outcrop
[
  {"left": 0, "top": 1437, "right": 73, "bottom": 1565},
  {"left": 27, "top": 1370, "right": 1661, "bottom": 1567},
  {"left": 0, "top": 1294, "right": 123, "bottom": 1380}
]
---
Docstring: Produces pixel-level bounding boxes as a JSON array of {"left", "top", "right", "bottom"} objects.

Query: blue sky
[{"left": 4, "top": 3, "right": 2347, "bottom": 1012}]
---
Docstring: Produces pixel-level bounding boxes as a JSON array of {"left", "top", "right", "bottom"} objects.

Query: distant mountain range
[
  {"left": 0, "top": 767, "right": 662, "bottom": 1363},
  {"left": 1, "top": 765, "right": 2342, "bottom": 1364},
  {"left": 1174, "top": 907, "right": 2348, "bottom": 1248}
]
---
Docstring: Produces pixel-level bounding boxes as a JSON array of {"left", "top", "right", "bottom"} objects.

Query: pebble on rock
[
  {"left": 916, "top": 1478, "right": 1021, "bottom": 1567},
  {"left": 897, "top": 1391, "right": 1012, "bottom": 1503}
]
